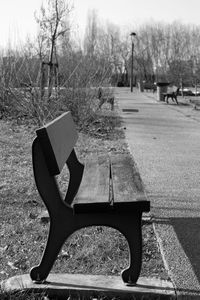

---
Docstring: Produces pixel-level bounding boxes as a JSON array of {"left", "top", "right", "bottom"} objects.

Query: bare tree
[
  {"left": 35, "top": 0, "right": 72, "bottom": 100},
  {"left": 84, "top": 9, "right": 98, "bottom": 57}
]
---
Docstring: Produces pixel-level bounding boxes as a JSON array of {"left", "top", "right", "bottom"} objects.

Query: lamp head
[{"left": 130, "top": 32, "right": 136, "bottom": 42}]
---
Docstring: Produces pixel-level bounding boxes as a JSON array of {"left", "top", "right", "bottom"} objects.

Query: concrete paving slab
[
  {"left": 2, "top": 273, "right": 176, "bottom": 299},
  {"left": 115, "top": 88, "right": 200, "bottom": 298}
]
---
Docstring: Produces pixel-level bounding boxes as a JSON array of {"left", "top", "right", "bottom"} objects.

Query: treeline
[{"left": 134, "top": 22, "right": 200, "bottom": 87}]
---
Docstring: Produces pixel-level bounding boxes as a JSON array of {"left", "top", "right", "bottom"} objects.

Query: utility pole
[{"left": 130, "top": 32, "right": 136, "bottom": 92}]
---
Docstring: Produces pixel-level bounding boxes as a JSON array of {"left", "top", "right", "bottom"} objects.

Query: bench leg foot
[
  {"left": 120, "top": 214, "right": 142, "bottom": 284},
  {"left": 30, "top": 221, "right": 72, "bottom": 282}
]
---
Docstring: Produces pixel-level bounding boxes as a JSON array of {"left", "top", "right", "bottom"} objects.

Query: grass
[
  {"left": 0, "top": 290, "right": 47, "bottom": 300},
  {"left": 0, "top": 104, "right": 169, "bottom": 299}
]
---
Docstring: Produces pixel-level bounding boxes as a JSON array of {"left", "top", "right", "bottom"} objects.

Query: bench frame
[
  {"left": 98, "top": 87, "right": 114, "bottom": 110},
  {"left": 30, "top": 112, "right": 150, "bottom": 285},
  {"left": 143, "top": 82, "right": 156, "bottom": 93}
]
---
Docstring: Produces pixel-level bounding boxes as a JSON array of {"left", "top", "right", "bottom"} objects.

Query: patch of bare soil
[{"left": 0, "top": 108, "right": 169, "bottom": 289}]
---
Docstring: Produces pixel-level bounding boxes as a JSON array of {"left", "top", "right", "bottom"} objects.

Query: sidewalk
[{"left": 115, "top": 88, "right": 200, "bottom": 299}]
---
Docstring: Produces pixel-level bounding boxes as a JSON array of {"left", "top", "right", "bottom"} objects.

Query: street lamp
[
  {"left": 130, "top": 32, "right": 136, "bottom": 92},
  {"left": 153, "top": 65, "right": 157, "bottom": 83},
  {"left": 192, "top": 57, "right": 198, "bottom": 96}
]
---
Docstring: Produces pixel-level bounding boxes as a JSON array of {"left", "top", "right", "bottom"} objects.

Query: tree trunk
[
  {"left": 40, "top": 62, "right": 46, "bottom": 101},
  {"left": 47, "top": 36, "right": 55, "bottom": 100}
]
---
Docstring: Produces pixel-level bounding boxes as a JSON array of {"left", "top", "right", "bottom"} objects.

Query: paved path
[{"left": 115, "top": 87, "right": 200, "bottom": 298}]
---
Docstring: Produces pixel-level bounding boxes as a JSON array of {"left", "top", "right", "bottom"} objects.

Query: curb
[{"left": 2, "top": 273, "right": 176, "bottom": 299}]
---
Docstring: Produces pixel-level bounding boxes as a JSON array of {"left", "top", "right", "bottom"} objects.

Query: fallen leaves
[
  {"left": 7, "top": 261, "right": 18, "bottom": 270},
  {"left": 0, "top": 246, "right": 8, "bottom": 256}
]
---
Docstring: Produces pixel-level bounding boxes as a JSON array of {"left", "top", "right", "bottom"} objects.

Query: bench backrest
[
  {"left": 36, "top": 112, "right": 78, "bottom": 176},
  {"left": 143, "top": 82, "right": 156, "bottom": 90}
]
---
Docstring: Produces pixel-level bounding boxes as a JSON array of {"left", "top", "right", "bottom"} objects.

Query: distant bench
[
  {"left": 30, "top": 112, "right": 150, "bottom": 284},
  {"left": 98, "top": 87, "right": 114, "bottom": 110},
  {"left": 163, "top": 86, "right": 179, "bottom": 104},
  {"left": 143, "top": 82, "right": 156, "bottom": 93}
]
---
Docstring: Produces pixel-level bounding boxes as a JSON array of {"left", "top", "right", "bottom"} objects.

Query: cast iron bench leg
[
  {"left": 30, "top": 214, "right": 74, "bottom": 282},
  {"left": 74, "top": 212, "right": 143, "bottom": 285},
  {"left": 30, "top": 221, "right": 66, "bottom": 282},
  {"left": 120, "top": 213, "right": 142, "bottom": 284}
]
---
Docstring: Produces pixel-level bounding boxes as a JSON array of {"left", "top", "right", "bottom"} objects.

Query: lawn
[{"left": 0, "top": 108, "right": 169, "bottom": 298}]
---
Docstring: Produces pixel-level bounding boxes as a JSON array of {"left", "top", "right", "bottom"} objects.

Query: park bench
[
  {"left": 143, "top": 82, "right": 156, "bottom": 93},
  {"left": 98, "top": 87, "right": 115, "bottom": 110},
  {"left": 30, "top": 111, "right": 150, "bottom": 285},
  {"left": 163, "top": 86, "right": 179, "bottom": 104}
]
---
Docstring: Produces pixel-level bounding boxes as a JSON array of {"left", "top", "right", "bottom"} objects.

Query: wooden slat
[
  {"left": 110, "top": 154, "right": 150, "bottom": 212},
  {"left": 36, "top": 112, "right": 78, "bottom": 175},
  {"left": 74, "top": 154, "right": 110, "bottom": 205},
  {"left": 74, "top": 154, "right": 150, "bottom": 214}
]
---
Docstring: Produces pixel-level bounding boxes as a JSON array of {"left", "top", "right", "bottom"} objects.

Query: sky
[{"left": 0, "top": 0, "right": 200, "bottom": 49}]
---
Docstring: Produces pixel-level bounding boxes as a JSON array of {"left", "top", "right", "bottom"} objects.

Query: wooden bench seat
[
  {"left": 30, "top": 112, "right": 150, "bottom": 285},
  {"left": 74, "top": 154, "right": 149, "bottom": 213}
]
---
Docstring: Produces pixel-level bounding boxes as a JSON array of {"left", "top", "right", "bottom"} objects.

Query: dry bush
[{"left": 0, "top": 46, "right": 114, "bottom": 128}]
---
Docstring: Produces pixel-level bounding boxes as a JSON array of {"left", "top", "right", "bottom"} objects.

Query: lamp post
[
  {"left": 193, "top": 58, "right": 198, "bottom": 97},
  {"left": 153, "top": 66, "right": 157, "bottom": 84},
  {"left": 130, "top": 32, "right": 136, "bottom": 92}
]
